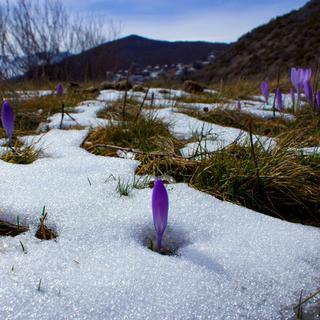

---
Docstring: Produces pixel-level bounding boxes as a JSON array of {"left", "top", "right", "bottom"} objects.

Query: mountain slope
[
  {"left": 34, "top": 35, "right": 230, "bottom": 81},
  {"left": 197, "top": 0, "right": 320, "bottom": 82}
]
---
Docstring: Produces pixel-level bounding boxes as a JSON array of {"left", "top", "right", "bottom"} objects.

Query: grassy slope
[
  {"left": 84, "top": 89, "right": 320, "bottom": 227},
  {"left": 0, "top": 80, "right": 318, "bottom": 227}
]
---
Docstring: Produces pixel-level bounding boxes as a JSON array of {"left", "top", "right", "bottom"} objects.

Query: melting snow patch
[
  {"left": 295, "top": 146, "right": 320, "bottom": 156},
  {"left": 144, "top": 108, "right": 276, "bottom": 156},
  {"left": 13, "top": 90, "right": 53, "bottom": 100},
  {"left": 47, "top": 100, "right": 110, "bottom": 129},
  {"left": 0, "top": 94, "right": 318, "bottom": 320}
]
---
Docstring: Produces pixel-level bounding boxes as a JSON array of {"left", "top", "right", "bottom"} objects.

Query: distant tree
[
  {"left": 0, "top": 0, "right": 121, "bottom": 79},
  {"left": 68, "top": 15, "right": 121, "bottom": 53},
  {"left": 0, "top": 0, "right": 11, "bottom": 79},
  {"left": 7, "top": 0, "right": 68, "bottom": 77}
]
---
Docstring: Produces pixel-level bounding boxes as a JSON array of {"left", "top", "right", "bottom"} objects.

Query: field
[{"left": 0, "top": 81, "right": 319, "bottom": 319}]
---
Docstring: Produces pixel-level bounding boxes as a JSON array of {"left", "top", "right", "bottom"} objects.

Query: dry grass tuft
[
  {"left": 1, "top": 144, "right": 40, "bottom": 164},
  {"left": 278, "top": 111, "right": 320, "bottom": 147},
  {"left": 0, "top": 219, "right": 29, "bottom": 237},
  {"left": 35, "top": 207, "right": 57, "bottom": 240},
  {"left": 190, "top": 143, "right": 320, "bottom": 226},
  {"left": 84, "top": 113, "right": 184, "bottom": 157},
  {"left": 137, "top": 140, "right": 320, "bottom": 227},
  {"left": 97, "top": 98, "right": 141, "bottom": 121},
  {"left": 136, "top": 155, "right": 196, "bottom": 181},
  {"left": 175, "top": 92, "right": 226, "bottom": 104}
]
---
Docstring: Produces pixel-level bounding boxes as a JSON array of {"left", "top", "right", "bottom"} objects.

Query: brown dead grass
[{"left": 0, "top": 219, "right": 29, "bottom": 237}]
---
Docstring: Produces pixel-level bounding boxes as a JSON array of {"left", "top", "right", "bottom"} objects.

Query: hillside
[
  {"left": 197, "top": 0, "right": 320, "bottom": 82},
  {"left": 32, "top": 35, "right": 230, "bottom": 81}
]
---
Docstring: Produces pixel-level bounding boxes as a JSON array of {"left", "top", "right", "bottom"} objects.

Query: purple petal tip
[
  {"left": 1, "top": 100, "right": 15, "bottom": 145},
  {"left": 152, "top": 179, "right": 169, "bottom": 250}
]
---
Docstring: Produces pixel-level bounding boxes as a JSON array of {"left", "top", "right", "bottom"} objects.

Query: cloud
[
  {"left": 0, "top": 0, "right": 308, "bottom": 42},
  {"left": 119, "top": 0, "right": 308, "bottom": 42}
]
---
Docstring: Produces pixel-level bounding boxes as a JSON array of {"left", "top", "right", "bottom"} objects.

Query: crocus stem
[
  {"left": 292, "top": 99, "right": 295, "bottom": 113},
  {"left": 272, "top": 95, "right": 276, "bottom": 118},
  {"left": 59, "top": 101, "right": 65, "bottom": 129},
  {"left": 297, "top": 90, "right": 301, "bottom": 112},
  {"left": 157, "top": 234, "right": 162, "bottom": 252},
  {"left": 8, "top": 136, "right": 12, "bottom": 148}
]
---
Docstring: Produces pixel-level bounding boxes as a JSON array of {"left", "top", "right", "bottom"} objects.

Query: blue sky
[{"left": 64, "top": 0, "right": 308, "bottom": 42}]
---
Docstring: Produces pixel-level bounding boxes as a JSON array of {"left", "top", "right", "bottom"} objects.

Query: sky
[{"left": 59, "top": 0, "right": 308, "bottom": 42}]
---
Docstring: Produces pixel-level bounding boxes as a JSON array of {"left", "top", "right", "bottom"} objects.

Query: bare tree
[
  {"left": 66, "top": 15, "right": 122, "bottom": 81},
  {"left": 0, "top": 0, "right": 121, "bottom": 79},
  {"left": 68, "top": 15, "right": 121, "bottom": 53},
  {"left": 8, "top": 0, "right": 68, "bottom": 76},
  {"left": 0, "top": 0, "right": 11, "bottom": 79}
]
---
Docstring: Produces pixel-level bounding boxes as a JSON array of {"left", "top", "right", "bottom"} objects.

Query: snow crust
[
  {"left": 0, "top": 91, "right": 318, "bottom": 320},
  {"left": 14, "top": 90, "right": 53, "bottom": 100},
  {"left": 46, "top": 100, "right": 111, "bottom": 129},
  {"left": 296, "top": 146, "right": 320, "bottom": 156},
  {"left": 97, "top": 88, "right": 189, "bottom": 103},
  {"left": 97, "top": 89, "right": 296, "bottom": 122},
  {"left": 144, "top": 108, "right": 275, "bottom": 157}
]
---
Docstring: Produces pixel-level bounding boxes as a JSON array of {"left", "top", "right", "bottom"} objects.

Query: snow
[
  {"left": 251, "top": 94, "right": 296, "bottom": 110},
  {"left": 97, "top": 90, "right": 128, "bottom": 102},
  {"left": 148, "top": 88, "right": 189, "bottom": 99},
  {"left": 144, "top": 108, "right": 215, "bottom": 140},
  {"left": 241, "top": 106, "right": 295, "bottom": 121},
  {"left": 181, "top": 134, "right": 274, "bottom": 158},
  {"left": 97, "top": 89, "right": 296, "bottom": 121},
  {"left": 229, "top": 99, "right": 296, "bottom": 121},
  {"left": 149, "top": 98, "right": 295, "bottom": 121},
  {"left": 296, "top": 146, "right": 320, "bottom": 156},
  {"left": 145, "top": 98, "right": 177, "bottom": 108},
  {"left": 97, "top": 88, "right": 189, "bottom": 103},
  {"left": 0, "top": 90, "right": 319, "bottom": 320},
  {"left": 145, "top": 108, "right": 275, "bottom": 156},
  {"left": 13, "top": 90, "right": 53, "bottom": 100},
  {"left": 203, "top": 89, "right": 218, "bottom": 94},
  {"left": 46, "top": 100, "right": 111, "bottom": 129}
]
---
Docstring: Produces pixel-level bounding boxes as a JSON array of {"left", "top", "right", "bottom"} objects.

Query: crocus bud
[
  {"left": 316, "top": 91, "right": 320, "bottom": 112},
  {"left": 291, "top": 67, "right": 312, "bottom": 111},
  {"left": 261, "top": 81, "right": 269, "bottom": 104},
  {"left": 303, "top": 80, "right": 313, "bottom": 106},
  {"left": 152, "top": 179, "right": 168, "bottom": 252},
  {"left": 291, "top": 68, "right": 300, "bottom": 92},
  {"left": 275, "top": 88, "right": 283, "bottom": 112},
  {"left": 237, "top": 100, "right": 241, "bottom": 110},
  {"left": 291, "top": 67, "right": 309, "bottom": 93},
  {"left": 1, "top": 100, "right": 14, "bottom": 147},
  {"left": 57, "top": 83, "right": 63, "bottom": 96},
  {"left": 303, "top": 68, "right": 312, "bottom": 83}
]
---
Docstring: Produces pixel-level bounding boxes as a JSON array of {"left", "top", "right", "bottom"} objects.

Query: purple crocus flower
[
  {"left": 275, "top": 88, "right": 283, "bottom": 112},
  {"left": 303, "top": 80, "right": 313, "bottom": 106},
  {"left": 291, "top": 68, "right": 304, "bottom": 93},
  {"left": 291, "top": 67, "right": 312, "bottom": 111},
  {"left": 1, "top": 100, "right": 14, "bottom": 147},
  {"left": 290, "top": 87, "right": 295, "bottom": 107},
  {"left": 316, "top": 91, "right": 320, "bottom": 112},
  {"left": 261, "top": 81, "right": 269, "bottom": 104},
  {"left": 152, "top": 179, "right": 169, "bottom": 252},
  {"left": 291, "top": 67, "right": 311, "bottom": 90},
  {"left": 303, "top": 68, "right": 312, "bottom": 83},
  {"left": 291, "top": 68, "right": 312, "bottom": 93},
  {"left": 56, "top": 83, "right": 63, "bottom": 96}
]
